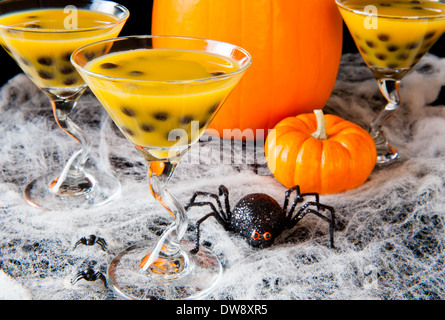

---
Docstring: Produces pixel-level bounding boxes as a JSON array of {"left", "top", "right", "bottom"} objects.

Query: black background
[{"left": 0, "top": 0, "right": 444, "bottom": 85}]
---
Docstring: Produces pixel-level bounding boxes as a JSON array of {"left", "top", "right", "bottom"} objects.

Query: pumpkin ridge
[
  {"left": 295, "top": 114, "right": 318, "bottom": 134},
  {"left": 345, "top": 133, "right": 377, "bottom": 169},
  {"left": 282, "top": 133, "right": 309, "bottom": 188},
  {"left": 324, "top": 115, "right": 348, "bottom": 133},
  {"left": 325, "top": 121, "right": 366, "bottom": 138},
  {"left": 330, "top": 129, "right": 373, "bottom": 143},
  {"left": 279, "top": 118, "right": 312, "bottom": 136},
  {"left": 320, "top": 139, "right": 352, "bottom": 193},
  {"left": 331, "top": 139, "right": 354, "bottom": 186},
  {"left": 274, "top": 124, "right": 303, "bottom": 139},
  {"left": 331, "top": 134, "right": 375, "bottom": 189},
  {"left": 296, "top": 136, "right": 323, "bottom": 193}
]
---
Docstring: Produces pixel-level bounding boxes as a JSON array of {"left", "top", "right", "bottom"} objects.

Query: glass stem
[
  {"left": 139, "top": 159, "right": 191, "bottom": 278},
  {"left": 370, "top": 78, "right": 401, "bottom": 164},
  {"left": 48, "top": 90, "right": 93, "bottom": 196}
]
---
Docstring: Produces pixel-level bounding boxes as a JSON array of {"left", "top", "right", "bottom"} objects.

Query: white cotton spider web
[{"left": 0, "top": 54, "right": 445, "bottom": 299}]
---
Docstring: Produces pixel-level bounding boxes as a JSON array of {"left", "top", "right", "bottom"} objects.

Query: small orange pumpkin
[
  {"left": 152, "top": 0, "right": 343, "bottom": 140},
  {"left": 265, "top": 110, "right": 377, "bottom": 194}
]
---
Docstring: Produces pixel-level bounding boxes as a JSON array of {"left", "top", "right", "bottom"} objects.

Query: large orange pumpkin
[{"left": 152, "top": 0, "right": 343, "bottom": 140}]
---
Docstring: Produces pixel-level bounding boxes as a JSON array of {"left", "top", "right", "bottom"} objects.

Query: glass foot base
[
  {"left": 107, "top": 241, "right": 223, "bottom": 300},
  {"left": 376, "top": 142, "right": 402, "bottom": 166},
  {"left": 23, "top": 168, "right": 121, "bottom": 211}
]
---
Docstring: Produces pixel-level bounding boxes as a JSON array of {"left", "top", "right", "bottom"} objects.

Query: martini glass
[
  {"left": 336, "top": 0, "right": 445, "bottom": 165},
  {"left": 0, "top": 0, "right": 129, "bottom": 210},
  {"left": 72, "top": 35, "right": 251, "bottom": 300}
]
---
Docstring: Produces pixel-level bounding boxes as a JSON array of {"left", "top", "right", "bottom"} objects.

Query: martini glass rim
[
  {"left": 0, "top": 0, "right": 129, "bottom": 34},
  {"left": 71, "top": 35, "right": 253, "bottom": 85},
  {"left": 335, "top": 0, "right": 445, "bottom": 20}
]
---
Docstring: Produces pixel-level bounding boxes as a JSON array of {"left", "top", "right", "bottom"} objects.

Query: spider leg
[
  {"left": 73, "top": 238, "right": 86, "bottom": 250},
  {"left": 289, "top": 201, "right": 336, "bottom": 248},
  {"left": 187, "top": 201, "right": 231, "bottom": 254},
  {"left": 95, "top": 271, "right": 108, "bottom": 287},
  {"left": 70, "top": 271, "right": 85, "bottom": 285},
  {"left": 283, "top": 186, "right": 321, "bottom": 221},
  {"left": 218, "top": 185, "right": 231, "bottom": 216},
  {"left": 189, "top": 211, "right": 220, "bottom": 254},
  {"left": 283, "top": 185, "right": 302, "bottom": 215},
  {"left": 95, "top": 238, "right": 108, "bottom": 251},
  {"left": 186, "top": 186, "right": 233, "bottom": 254},
  {"left": 185, "top": 191, "right": 225, "bottom": 216},
  {"left": 185, "top": 187, "right": 232, "bottom": 222},
  {"left": 71, "top": 268, "right": 108, "bottom": 287},
  {"left": 186, "top": 201, "right": 228, "bottom": 224}
]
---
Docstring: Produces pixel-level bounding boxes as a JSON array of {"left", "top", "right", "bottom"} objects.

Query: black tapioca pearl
[
  {"left": 84, "top": 51, "right": 96, "bottom": 61},
  {"left": 180, "top": 115, "right": 194, "bottom": 125},
  {"left": 208, "top": 103, "right": 219, "bottom": 114},
  {"left": 57, "top": 91, "right": 75, "bottom": 98},
  {"left": 407, "top": 42, "right": 420, "bottom": 50},
  {"left": 121, "top": 107, "right": 136, "bottom": 117},
  {"left": 358, "top": 46, "right": 368, "bottom": 54},
  {"left": 25, "top": 23, "right": 41, "bottom": 29},
  {"left": 140, "top": 123, "right": 155, "bottom": 132},
  {"left": 129, "top": 70, "right": 144, "bottom": 76},
  {"left": 166, "top": 129, "right": 186, "bottom": 142},
  {"left": 62, "top": 77, "right": 78, "bottom": 85},
  {"left": 122, "top": 127, "right": 135, "bottom": 136},
  {"left": 387, "top": 45, "right": 400, "bottom": 52},
  {"left": 397, "top": 53, "right": 409, "bottom": 61},
  {"left": 100, "top": 62, "right": 119, "bottom": 69},
  {"left": 378, "top": 34, "right": 390, "bottom": 42},
  {"left": 387, "top": 63, "right": 399, "bottom": 69},
  {"left": 153, "top": 112, "right": 169, "bottom": 121},
  {"left": 425, "top": 31, "right": 436, "bottom": 40},
  {"left": 422, "top": 40, "right": 434, "bottom": 49},
  {"left": 375, "top": 53, "right": 387, "bottom": 61},
  {"left": 211, "top": 71, "right": 225, "bottom": 76},
  {"left": 166, "top": 131, "right": 176, "bottom": 141},
  {"left": 25, "top": 23, "right": 40, "bottom": 28},
  {"left": 62, "top": 52, "right": 72, "bottom": 62},
  {"left": 37, "top": 57, "right": 53, "bottom": 66},
  {"left": 38, "top": 70, "right": 54, "bottom": 80},
  {"left": 415, "top": 52, "right": 426, "bottom": 60},
  {"left": 366, "top": 40, "right": 376, "bottom": 48},
  {"left": 60, "top": 65, "right": 75, "bottom": 75},
  {"left": 20, "top": 57, "right": 31, "bottom": 66},
  {"left": 100, "top": 46, "right": 108, "bottom": 55}
]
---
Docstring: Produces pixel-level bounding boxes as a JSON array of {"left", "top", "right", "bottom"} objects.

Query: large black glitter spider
[{"left": 185, "top": 185, "right": 336, "bottom": 253}]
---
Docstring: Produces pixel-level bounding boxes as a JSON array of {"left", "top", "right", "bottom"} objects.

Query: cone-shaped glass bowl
[
  {"left": 0, "top": 0, "right": 129, "bottom": 210},
  {"left": 72, "top": 35, "right": 252, "bottom": 300}
]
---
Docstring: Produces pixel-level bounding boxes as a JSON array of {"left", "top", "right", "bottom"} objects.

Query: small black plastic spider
[
  {"left": 73, "top": 234, "right": 107, "bottom": 251},
  {"left": 71, "top": 268, "right": 107, "bottom": 287},
  {"left": 185, "top": 185, "right": 336, "bottom": 253},
  {"left": 70, "top": 267, "right": 162, "bottom": 300}
]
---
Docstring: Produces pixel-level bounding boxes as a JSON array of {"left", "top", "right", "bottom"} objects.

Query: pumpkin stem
[{"left": 311, "top": 109, "right": 328, "bottom": 140}]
